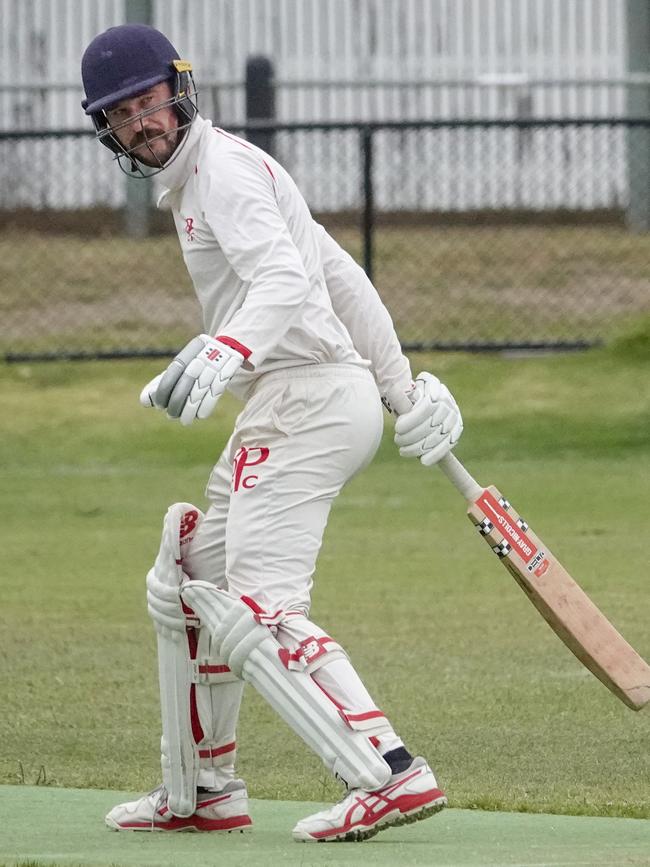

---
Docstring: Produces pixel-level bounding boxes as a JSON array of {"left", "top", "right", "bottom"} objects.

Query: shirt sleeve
[
  {"left": 200, "top": 148, "right": 312, "bottom": 368},
  {"left": 316, "top": 221, "right": 414, "bottom": 400}
]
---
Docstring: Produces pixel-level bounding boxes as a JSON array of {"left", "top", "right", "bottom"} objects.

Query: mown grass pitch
[
  {"left": 1, "top": 785, "right": 649, "bottom": 867},
  {"left": 0, "top": 336, "right": 648, "bottom": 825}
]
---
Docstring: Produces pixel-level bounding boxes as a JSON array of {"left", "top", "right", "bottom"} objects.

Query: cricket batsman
[{"left": 81, "top": 24, "right": 463, "bottom": 842}]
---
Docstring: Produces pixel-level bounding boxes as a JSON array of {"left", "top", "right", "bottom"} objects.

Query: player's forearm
[
  {"left": 219, "top": 260, "right": 310, "bottom": 368},
  {"left": 203, "top": 169, "right": 313, "bottom": 368},
  {"left": 317, "top": 223, "right": 412, "bottom": 395}
]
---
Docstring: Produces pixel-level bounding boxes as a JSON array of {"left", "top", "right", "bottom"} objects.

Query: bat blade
[{"left": 469, "top": 484, "right": 650, "bottom": 711}]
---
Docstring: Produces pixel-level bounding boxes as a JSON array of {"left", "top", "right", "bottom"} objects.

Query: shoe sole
[
  {"left": 105, "top": 816, "right": 253, "bottom": 833},
  {"left": 295, "top": 794, "right": 447, "bottom": 843}
]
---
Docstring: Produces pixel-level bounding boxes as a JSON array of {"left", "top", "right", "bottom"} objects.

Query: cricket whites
[{"left": 438, "top": 453, "right": 650, "bottom": 711}]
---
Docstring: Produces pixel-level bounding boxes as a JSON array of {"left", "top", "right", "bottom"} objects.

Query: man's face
[{"left": 105, "top": 82, "right": 179, "bottom": 166}]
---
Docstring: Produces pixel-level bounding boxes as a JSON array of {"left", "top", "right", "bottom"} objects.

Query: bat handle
[{"left": 438, "top": 452, "right": 483, "bottom": 502}]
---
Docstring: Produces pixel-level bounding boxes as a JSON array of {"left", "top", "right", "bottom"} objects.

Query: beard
[{"left": 128, "top": 126, "right": 180, "bottom": 167}]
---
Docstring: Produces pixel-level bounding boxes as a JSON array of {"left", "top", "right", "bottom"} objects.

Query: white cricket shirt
[{"left": 157, "top": 114, "right": 412, "bottom": 400}]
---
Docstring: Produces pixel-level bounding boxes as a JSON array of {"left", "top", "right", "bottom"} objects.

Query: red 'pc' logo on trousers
[{"left": 232, "top": 446, "right": 270, "bottom": 491}]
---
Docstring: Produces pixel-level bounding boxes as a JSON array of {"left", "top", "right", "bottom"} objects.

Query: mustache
[{"left": 129, "top": 127, "right": 170, "bottom": 149}]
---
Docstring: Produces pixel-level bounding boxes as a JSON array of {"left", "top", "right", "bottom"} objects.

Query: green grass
[
  {"left": 2, "top": 787, "right": 650, "bottom": 867},
  {"left": 0, "top": 342, "right": 649, "bottom": 821}
]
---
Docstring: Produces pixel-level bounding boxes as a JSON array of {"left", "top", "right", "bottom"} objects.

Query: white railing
[{"left": 0, "top": 0, "right": 640, "bottom": 211}]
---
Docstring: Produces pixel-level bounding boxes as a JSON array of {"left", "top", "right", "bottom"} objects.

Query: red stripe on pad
[{"left": 185, "top": 628, "right": 204, "bottom": 743}]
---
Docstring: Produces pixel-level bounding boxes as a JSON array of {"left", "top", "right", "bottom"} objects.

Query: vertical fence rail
[{"left": 360, "top": 125, "right": 374, "bottom": 283}]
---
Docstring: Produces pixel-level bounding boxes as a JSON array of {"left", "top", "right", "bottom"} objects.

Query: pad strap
[
  {"left": 279, "top": 635, "right": 348, "bottom": 673},
  {"left": 191, "top": 658, "right": 240, "bottom": 684},
  {"left": 198, "top": 739, "right": 236, "bottom": 762},
  {"left": 240, "top": 598, "right": 348, "bottom": 674},
  {"left": 339, "top": 708, "right": 392, "bottom": 737}
]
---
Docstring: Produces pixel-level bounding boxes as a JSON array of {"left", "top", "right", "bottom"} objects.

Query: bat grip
[{"left": 438, "top": 453, "right": 482, "bottom": 502}]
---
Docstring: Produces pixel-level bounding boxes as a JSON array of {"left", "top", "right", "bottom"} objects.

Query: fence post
[
  {"left": 360, "top": 126, "right": 374, "bottom": 283},
  {"left": 626, "top": 0, "right": 650, "bottom": 231},
  {"left": 124, "top": 0, "right": 153, "bottom": 238},
  {"left": 246, "top": 56, "right": 275, "bottom": 157}
]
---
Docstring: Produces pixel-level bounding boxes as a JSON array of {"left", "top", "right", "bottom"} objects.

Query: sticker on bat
[
  {"left": 534, "top": 558, "right": 550, "bottom": 577},
  {"left": 527, "top": 549, "right": 547, "bottom": 574},
  {"left": 474, "top": 490, "right": 539, "bottom": 565}
]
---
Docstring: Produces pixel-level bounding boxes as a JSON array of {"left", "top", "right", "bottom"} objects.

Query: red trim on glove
[{"left": 215, "top": 335, "right": 252, "bottom": 359}]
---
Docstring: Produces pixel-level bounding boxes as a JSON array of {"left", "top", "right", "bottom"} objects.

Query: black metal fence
[{"left": 2, "top": 119, "right": 650, "bottom": 361}]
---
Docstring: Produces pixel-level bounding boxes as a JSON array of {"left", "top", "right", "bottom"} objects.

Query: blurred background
[{"left": 1, "top": 0, "right": 650, "bottom": 359}]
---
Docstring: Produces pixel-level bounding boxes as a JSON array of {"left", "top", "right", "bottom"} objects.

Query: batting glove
[
  {"left": 139, "top": 334, "right": 246, "bottom": 426},
  {"left": 393, "top": 371, "right": 463, "bottom": 466}
]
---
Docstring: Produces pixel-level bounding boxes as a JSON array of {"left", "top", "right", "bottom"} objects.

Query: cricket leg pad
[
  {"left": 181, "top": 581, "right": 392, "bottom": 791},
  {"left": 273, "top": 613, "right": 400, "bottom": 749},
  {"left": 190, "top": 620, "right": 245, "bottom": 792},
  {"left": 148, "top": 503, "right": 210, "bottom": 817}
]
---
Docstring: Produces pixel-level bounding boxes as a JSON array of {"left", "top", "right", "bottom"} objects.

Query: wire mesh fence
[{"left": 1, "top": 119, "right": 649, "bottom": 360}]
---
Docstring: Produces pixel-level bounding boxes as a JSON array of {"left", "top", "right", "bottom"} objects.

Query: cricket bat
[{"left": 438, "top": 452, "right": 650, "bottom": 711}]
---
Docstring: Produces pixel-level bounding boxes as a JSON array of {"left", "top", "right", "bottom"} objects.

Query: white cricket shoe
[
  {"left": 292, "top": 756, "right": 446, "bottom": 843},
  {"left": 105, "top": 780, "right": 252, "bottom": 832}
]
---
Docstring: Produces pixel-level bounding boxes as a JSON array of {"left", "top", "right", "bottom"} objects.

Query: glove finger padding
[
  {"left": 154, "top": 335, "right": 209, "bottom": 410},
  {"left": 180, "top": 352, "right": 244, "bottom": 426},
  {"left": 167, "top": 370, "right": 201, "bottom": 418},
  {"left": 142, "top": 334, "right": 246, "bottom": 425},
  {"left": 393, "top": 371, "right": 463, "bottom": 465},
  {"left": 393, "top": 374, "right": 443, "bottom": 434},
  {"left": 394, "top": 395, "right": 455, "bottom": 448},
  {"left": 139, "top": 372, "right": 165, "bottom": 408},
  {"left": 176, "top": 365, "right": 215, "bottom": 425},
  {"left": 419, "top": 414, "right": 464, "bottom": 466}
]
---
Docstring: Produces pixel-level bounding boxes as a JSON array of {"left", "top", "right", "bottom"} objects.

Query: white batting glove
[
  {"left": 139, "top": 334, "right": 246, "bottom": 426},
  {"left": 393, "top": 371, "right": 463, "bottom": 466},
  {"left": 146, "top": 567, "right": 186, "bottom": 639},
  {"left": 139, "top": 372, "right": 165, "bottom": 409}
]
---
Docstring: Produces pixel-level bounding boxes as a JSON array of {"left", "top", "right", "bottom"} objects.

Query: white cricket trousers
[
  {"left": 185, "top": 363, "right": 383, "bottom": 612},
  {"left": 183, "top": 363, "right": 405, "bottom": 774}
]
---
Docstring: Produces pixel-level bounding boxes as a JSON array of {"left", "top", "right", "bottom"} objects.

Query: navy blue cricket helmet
[{"left": 81, "top": 24, "right": 198, "bottom": 176}]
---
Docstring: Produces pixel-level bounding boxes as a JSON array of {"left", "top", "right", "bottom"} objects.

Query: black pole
[
  {"left": 245, "top": 55, "right": 276, "bottom": 156},
  {"left": 626, "top": 0, "right": 650, "bottom": 230},
  {"left": 361, "top": 126, "right": 374, "bottom": 283},
  {"left": 123, "top": 0, "right": 153, "bottom": 237}
]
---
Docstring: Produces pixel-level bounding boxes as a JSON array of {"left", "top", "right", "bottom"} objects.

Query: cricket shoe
[
  {"left": 105, "top": 780, "right": 252, "bottom": 832},
  {"left": 292, "top": 756, "right": 446, "bottom": 843}
]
